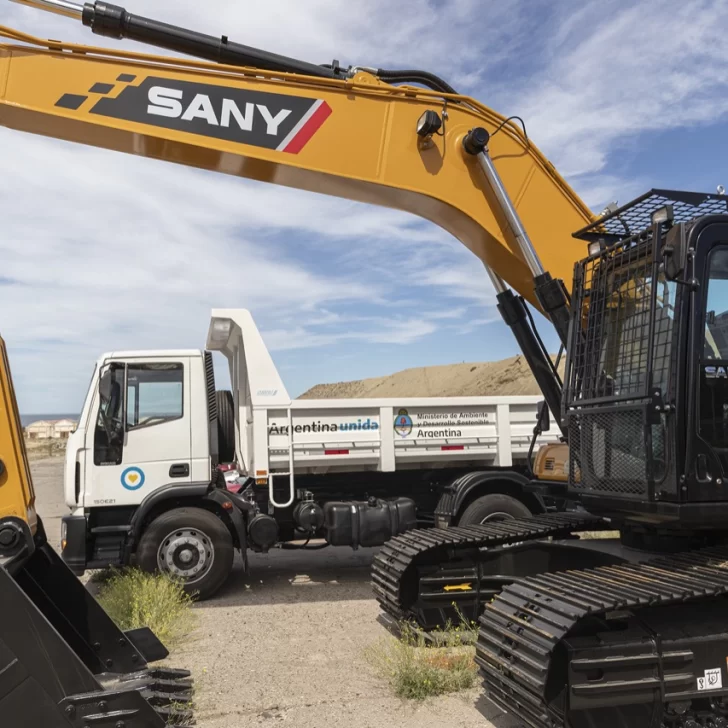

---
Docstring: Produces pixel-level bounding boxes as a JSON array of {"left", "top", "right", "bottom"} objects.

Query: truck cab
[{"left": 65, "top": 350, "right": 213, "bottom": 514}]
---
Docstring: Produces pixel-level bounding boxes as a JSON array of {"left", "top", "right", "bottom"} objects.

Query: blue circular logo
[
  {"left": 394, "top": 408, "right": 413, "bottom": 438},
  {"left": 121, "top": 466, "right": 145, "bottom": 491}
]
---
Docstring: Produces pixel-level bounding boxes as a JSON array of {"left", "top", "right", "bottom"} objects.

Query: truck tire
[
  {"left": 216, "top": 390, "right": 235, "bottom": 464},
  {"left": 457, "top": 493, "right": 531, "bottom": 526},
  {"left": 137, "top": 507, "right": 234, "bottom": 600}
]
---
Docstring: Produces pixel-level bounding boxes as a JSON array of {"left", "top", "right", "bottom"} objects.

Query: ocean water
[{"left": 21, "top": 414, "right": 79, "bottom": 428}]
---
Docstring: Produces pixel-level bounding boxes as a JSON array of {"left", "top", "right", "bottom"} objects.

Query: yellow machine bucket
[{"left": 0, "top": 338, "right": 193, "bottom": 728}]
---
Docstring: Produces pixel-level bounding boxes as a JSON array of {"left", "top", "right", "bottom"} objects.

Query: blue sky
[{"left": 2, "top": 0, "right": 728, "bottom": 412}]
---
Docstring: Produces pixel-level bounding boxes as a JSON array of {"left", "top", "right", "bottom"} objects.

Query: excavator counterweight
[{"left": 0, "top": 337, "right": 192, "bottom": 728}]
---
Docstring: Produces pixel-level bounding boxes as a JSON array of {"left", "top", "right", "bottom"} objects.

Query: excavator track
[
  {"left": 476, "top": 545, "right": 728, "bottom": 728},
  {"left": 372, "top": 511, "right": 609, "bottom": 630}
]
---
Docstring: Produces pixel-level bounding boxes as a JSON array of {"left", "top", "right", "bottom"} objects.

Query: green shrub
[
  {"left": 366, "top": 618, "right": 478, "bottom": 700},
  {"left": 96, "top": 568, "right": 196, "bottom": 649}
]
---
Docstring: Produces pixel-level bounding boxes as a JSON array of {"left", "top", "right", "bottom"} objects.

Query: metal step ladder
[{"left": 268, "top": 407, "right": 295, "bottom": 508}]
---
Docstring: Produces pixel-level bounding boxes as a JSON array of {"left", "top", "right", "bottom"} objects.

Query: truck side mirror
[
  {"left": 537, "top": 401, "right": 550, "bottom": 433},
  {"left": 98, "top": 369, "right": 112, "bottom": 402}
]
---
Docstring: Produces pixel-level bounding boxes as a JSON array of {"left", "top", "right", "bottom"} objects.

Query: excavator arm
[{"left": 0, "top": 17, "right": 593, "bottom": 309}]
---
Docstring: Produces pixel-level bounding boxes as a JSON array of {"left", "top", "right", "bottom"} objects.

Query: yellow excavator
[{"left": 2, "top": 2, "right": 728, "bottom": 727}]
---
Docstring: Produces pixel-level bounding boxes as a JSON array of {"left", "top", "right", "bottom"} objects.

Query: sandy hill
[{"left": 300, "top": 354, "right": 564, "bottom": 399}]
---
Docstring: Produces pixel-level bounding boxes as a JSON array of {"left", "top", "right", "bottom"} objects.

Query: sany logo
[
  {"left": 83, "top": 76, "right": 332, "bottom": 154},
  {"left": 705, "top": 365, "right": 728, "bottom": 379},
  {"left": 148, "top": 87, "right": 292, "bottom": 136}
]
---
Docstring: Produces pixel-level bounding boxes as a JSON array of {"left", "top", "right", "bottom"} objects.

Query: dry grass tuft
[
  {"left": 96, "top": 568, "right": 197, "bottom": 649},
  {"left": 366, "top": 609, "right": 479, "bottom": 700}
]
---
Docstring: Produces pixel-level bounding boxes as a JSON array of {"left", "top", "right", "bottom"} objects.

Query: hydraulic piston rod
[
  {"left": 484, "top": 265, "right": 564, "bottom": 434},
  {"left": 10, "top": 0, "right": 82, "bottom": 17},
  {"left": 464, "top": 128, "right": 572, "bottom": 346}
]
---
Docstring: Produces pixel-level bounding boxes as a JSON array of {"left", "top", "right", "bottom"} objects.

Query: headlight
[{"left": 416, "top": 110, "right": 442, "bottom": 138}]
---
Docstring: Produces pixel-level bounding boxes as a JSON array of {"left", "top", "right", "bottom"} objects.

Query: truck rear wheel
[
  {"left": 457, "top": 493, "right": 531, "bottom": 526},
  {"left": 216, "top": 390, "right": 236, "bottom": 464},
  {"left": 137, "top": 507, "right": 234, "bottom": 600}
]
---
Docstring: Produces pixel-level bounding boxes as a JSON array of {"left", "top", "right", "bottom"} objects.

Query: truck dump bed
[{"left": 207, "top": 310, "right": 556, "bottom": 478}]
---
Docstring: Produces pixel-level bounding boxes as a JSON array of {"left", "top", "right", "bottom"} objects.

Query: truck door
[{"left": 84, "top": 358, "right": 193, "bottom": 507}]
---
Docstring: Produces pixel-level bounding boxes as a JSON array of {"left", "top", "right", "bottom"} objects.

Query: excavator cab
[
  {"left": 0, "top": 337, "right": 192, "bottom": 728},
  {"left": 566, "top": 189, "right": 728, "bottom": 539}
]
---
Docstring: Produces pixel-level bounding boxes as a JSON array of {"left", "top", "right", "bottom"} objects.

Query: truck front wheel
[
  {"left": 137, "top": 507, "right": 234, "bottom": 600},
  {"left": 457, "top": 493, "right": 531, "bottom": 526}
]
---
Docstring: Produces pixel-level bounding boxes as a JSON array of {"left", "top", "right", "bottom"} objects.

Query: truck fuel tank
[{"left": 324, "top": 497, "right": 416, "bottom": 549}]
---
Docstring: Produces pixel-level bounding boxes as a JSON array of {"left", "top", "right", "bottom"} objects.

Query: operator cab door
[
  {"left": 84, "top": 358, "right": 192, "bottom": 508},
  {"left": 692, "top": 221, "right": 728, "bottom": 498}
]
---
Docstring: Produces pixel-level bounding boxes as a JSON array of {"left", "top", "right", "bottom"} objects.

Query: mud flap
[
  {"left": 0, "top": 524, "right": 193, "bottom": 727},
  {"left": 206, "top": 487, "right": 251, "bottom": 575}
]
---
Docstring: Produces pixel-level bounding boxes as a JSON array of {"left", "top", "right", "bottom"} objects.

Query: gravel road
[{"left": 32, "top": 458, "right": 515, "bottom": 728}]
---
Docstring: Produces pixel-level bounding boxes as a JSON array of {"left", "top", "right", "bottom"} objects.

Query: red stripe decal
[
  {"left": 283, "top": 101, "right": 332, "bottom": 154},
  {"left": 325, "top": 449, "right": 349, "bottom": 456},
  {"left": 441, "top": 445, "right": 465, "bottom": 451}
]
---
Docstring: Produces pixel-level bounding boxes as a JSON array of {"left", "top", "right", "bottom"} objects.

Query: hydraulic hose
[{"left": 375, "top": 68, "right": 458, "bottom": 94}]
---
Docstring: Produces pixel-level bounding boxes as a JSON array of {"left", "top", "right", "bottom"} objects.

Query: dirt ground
[
  {"left": 32, "top": 458, "right": 517, "bottom": 728},
  {"left": 300, "top": 353, "right": 564, "bottom": 399}
]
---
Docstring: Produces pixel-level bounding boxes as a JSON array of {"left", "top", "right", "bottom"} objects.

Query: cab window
[
  {"left": 125, "top": 363, "right": 183, "bottom": 430},
  {"left": 704, "top": 248, "right": 728, "bottom": 360}
]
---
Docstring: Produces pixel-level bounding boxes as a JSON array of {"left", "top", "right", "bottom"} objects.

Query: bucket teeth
[
  {"left": 118, "top": 666, "right": 193, "bottom": 683},
  {"left": 107, "top": 667, "right": 195, "bottom": 723},
  {"left": 148, "top": 678, "right": 195, "bottom": 695},
  {"left": 145, "top": 688, "right": 194, "bottom": 706},
  {"left": 148, "top": 667, "right": 192, "bottom": 680},
  {"left": 117, "top": 672, "right": 194, "bottom": 693}
]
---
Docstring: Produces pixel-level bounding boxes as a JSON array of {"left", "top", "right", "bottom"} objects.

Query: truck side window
[
  {"left": 94, "top": 364, "right": 125, "bottom": 466},
  {"left": 126, "top": 363, "right": 183, "bottom": 430}
]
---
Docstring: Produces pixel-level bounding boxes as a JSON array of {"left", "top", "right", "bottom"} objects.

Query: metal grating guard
[
  {"left": 574, "top": 188, "right": 727, "bottom": 243},
  {"left": 568, "top": 408, "right": 652, "bottom": 498},
  {"left": 566, "top": 227, "right": 676, "bottom": 406},
  {"left": 566, "top": 203, "right": 680, "bottom": 499}
]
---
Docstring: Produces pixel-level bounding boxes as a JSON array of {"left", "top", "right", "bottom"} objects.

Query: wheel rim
[
  {"left": 480, "top": 511, "right": 515, "bottom": 524},
  {"left": 157, "top": 528, "right": 215, "bottom": 584}
]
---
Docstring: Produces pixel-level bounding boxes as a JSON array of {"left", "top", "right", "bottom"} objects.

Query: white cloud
[
  {"left": 505, "top": 1, "right": 728, "bottom": 181},
  {"left": 2, "top": 0, "right": 727, "bottom": 411}
]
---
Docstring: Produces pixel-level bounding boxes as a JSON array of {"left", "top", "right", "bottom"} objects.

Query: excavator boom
[{"left": 0, "top": 19, "right": 593, "bottom": 310}]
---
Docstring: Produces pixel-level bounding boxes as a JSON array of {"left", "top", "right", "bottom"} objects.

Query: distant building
[
  {"left": 53, "top": 419, "right": 77, "bottom": 439},
  {"left": 25, "top": 419, "right": 77, "bottom": 440}
]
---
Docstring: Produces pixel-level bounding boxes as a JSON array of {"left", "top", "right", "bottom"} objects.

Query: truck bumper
[{"left": 61, "top": 514, "right": 87, "bottom": 575}]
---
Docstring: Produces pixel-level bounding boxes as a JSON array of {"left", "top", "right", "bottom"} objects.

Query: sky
[{"left": 2, "top": 0, "right": 728, "bottom": 413}]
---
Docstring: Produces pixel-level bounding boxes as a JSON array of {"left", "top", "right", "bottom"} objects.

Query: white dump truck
[{"left": 61, "top": 309, "right": 559, "bottom": 598}]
